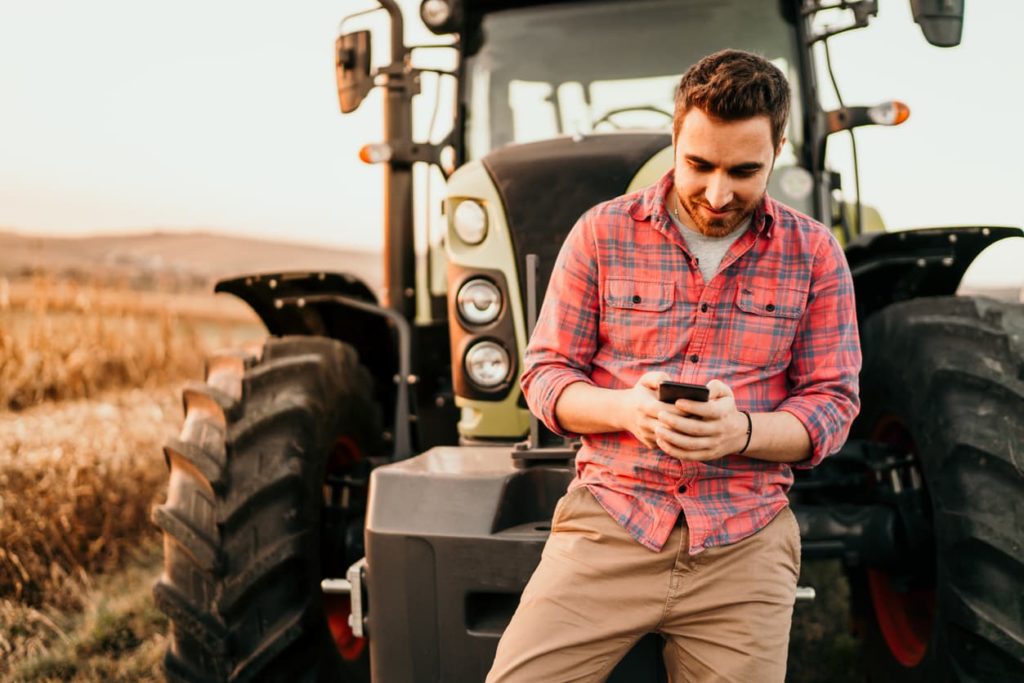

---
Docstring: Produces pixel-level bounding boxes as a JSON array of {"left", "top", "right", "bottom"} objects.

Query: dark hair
[{"left": 673, "top": 49, "right": 791, "bottom": 150}]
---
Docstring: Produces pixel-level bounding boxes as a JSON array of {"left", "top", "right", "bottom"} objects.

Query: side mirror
[
  {"left": 910, "top": 0, "right": 964, "bottom": 47},
  {"left": 336, "top": 30, "right": 373, "bottom": 114}
]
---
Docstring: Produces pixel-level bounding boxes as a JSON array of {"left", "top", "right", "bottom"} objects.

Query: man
[{"left": 487, "top": 50, "right": 861, "bottom": 682}]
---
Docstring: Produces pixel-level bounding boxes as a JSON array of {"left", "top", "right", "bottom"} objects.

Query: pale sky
[{"left": 0, "top": 1, "right": 1021, "bottom": 285}]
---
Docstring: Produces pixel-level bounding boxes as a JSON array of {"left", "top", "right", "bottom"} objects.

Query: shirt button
[
  {"left": 700, "top": 303, "right": 708, "bottom": 313},
  {"left": 677, "top": 484, "right": 688, "bottom": 494},
  {"left": 632, "top": 295, "right": 642, "bottom": 303},
  {"left": 766, "top": 303, "right": 776, "bottom": 312},
  {"left": 689, "top": 354, "right": 699, "bottom": 363}
]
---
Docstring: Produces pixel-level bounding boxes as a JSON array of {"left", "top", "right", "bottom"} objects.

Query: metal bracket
[
  {"left": 803, "top": 0, "right": 878, "bottom": 45},
  {"left": 795, "top": 586, "right": 817, "bottom": 602},
  {"left": 346, "top": 557, "right": 369, "bottom": 638},
  {"left": 320, "top": 578, "right": 352, "bottom": 595}
]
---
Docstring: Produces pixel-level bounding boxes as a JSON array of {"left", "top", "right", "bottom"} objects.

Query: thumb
[
  {"left": 638, "top": 371, "right": 670, "bottom": 390},
  {"left": 706, "top": 379, "right": 734, "bottom": 400}
]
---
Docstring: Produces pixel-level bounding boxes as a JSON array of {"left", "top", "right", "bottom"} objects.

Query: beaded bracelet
[{"left": 738, "top": 410, "right": 753, "bottom": 454}]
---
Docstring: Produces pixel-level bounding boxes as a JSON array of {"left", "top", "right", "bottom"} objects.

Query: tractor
[{"left": 153, "top": 1, "right": 1024, "bottom": 681}]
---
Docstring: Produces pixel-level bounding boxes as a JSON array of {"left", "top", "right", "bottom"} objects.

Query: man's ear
[
  {"left": 768, "top": 136, "right": 787, "bottom": 173},
  {"left": 775, "top": 136, "right": 787, "bottom": 159}
]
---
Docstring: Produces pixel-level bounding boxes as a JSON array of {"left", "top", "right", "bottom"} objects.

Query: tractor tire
[
  {"left": 153, "top": 336, "right": 380, "bottom": 683},
  {"left": 851, "top": 296, "right": 1024, "bottom": 682}
]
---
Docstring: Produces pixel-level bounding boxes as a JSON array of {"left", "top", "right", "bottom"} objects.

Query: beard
[{"left": 675, "top": 190, "right": 761, "bottom": 238}]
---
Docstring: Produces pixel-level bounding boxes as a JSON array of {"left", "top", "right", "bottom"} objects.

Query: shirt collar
[{"left": 630, "top": 168, "right": 777, "bottom": 239}]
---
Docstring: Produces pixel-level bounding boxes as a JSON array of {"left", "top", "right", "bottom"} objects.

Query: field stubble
[
  {"left": 0, "top": 276, "right": 260, "bottom": 410},
  {"left": 0, "top": 276, "right": 260, "bottom": 677}
]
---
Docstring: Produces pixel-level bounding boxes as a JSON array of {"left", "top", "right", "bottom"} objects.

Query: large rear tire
[
  {"left": 153, "top": 336, "right": 380, "bottom": 682},
  {"left": 851, "top": 296, "right": 1024, "bottom": 682}
]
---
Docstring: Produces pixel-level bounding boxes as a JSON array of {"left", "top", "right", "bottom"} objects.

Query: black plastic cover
[
  {"left": 365, "top": 446, "right": 667, "bottom": 681},
  {"left": 481, "top": 133, "right": 671, "bottom": 318},
  {"left": 844, "top": 226, "right": 1022, "bottom": 323}
]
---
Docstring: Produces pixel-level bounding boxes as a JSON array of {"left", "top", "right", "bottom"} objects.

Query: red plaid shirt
[{"left": 521, "top": 169, "right": 861, "bottom": 554}]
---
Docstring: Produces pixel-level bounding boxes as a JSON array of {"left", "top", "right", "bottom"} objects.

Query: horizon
[{"left": 0, "top": 224, "right": 381, "bottom": 252}]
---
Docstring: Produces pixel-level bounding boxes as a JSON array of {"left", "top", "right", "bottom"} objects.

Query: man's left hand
[{"left": 655, "top": 380, "right": 748, "bottom": 461}]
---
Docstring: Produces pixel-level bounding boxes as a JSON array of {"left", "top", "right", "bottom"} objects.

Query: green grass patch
[{"left": 6, "top": 543, "right": 167, "bottom": 682}]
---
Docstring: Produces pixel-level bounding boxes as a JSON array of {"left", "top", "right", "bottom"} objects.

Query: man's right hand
[{"left": 619, "top": 371, "right": 671, "bottom": 448}]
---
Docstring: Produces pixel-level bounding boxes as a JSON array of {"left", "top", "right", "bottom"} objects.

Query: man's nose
[{"left": 705, "top": 173, "right": 733, "bottom": 209}]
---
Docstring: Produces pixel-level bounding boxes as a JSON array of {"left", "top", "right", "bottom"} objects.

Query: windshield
[{"left": 462, "top": 0, "right": 804, "bottom": 165}]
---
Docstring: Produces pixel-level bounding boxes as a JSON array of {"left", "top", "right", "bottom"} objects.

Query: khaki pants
[{"left": 487, "top": 487, "right": 801, "bottom": 683}]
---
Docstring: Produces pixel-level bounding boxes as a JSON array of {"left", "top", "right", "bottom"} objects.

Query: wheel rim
[
  {"left": 323, "top": 435, "right": 367, "bottom": 662},
  {"left": 325, "top": 594, "right": 366, "bottom": 661},
  {"left": 869, "top": 416, "right": 935, "bottom": 667}
]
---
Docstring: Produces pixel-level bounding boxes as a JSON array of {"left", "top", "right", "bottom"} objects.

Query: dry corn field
[
  {"left": 0, "top": 276, "right": 261, "bottom": 680},
  {"left": 0, "top": 276, "right": 258, "bottom": 410}
]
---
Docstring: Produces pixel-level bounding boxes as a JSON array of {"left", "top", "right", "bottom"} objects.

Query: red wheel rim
[
  {"left": 866, "top": 569, "right": 933, "bottom": 666},
  {"left": 323, "top": 435, "right": 367, "bottom": 661},
  {"left": 329, "top": 435, "right": 363, "bottom": 470},
  {"left": 869, "top": 416, "right": 935, "bottom": 667},
  {"left": 325, "top": 593, "right": 367, "bottom": 661}
]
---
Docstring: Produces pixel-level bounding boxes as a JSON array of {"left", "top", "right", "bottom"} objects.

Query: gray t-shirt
[{"left": 668, "top": 211, "right": 751, "bottom": 282}]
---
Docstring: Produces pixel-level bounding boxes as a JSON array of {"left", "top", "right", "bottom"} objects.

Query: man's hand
[
  {"left": 654, "top": 380, "right": 748, "bottom": 461},
  {"left": 619, "top": 371, "right": 671, "bottom": 449}
]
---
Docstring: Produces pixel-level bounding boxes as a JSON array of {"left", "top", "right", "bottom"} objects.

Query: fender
[
  {"left": 844, "top": 225, "right": 1022, "bottom": 323},
  {"left": 215, "top": 271, "right": 405, "bottom": 455}
]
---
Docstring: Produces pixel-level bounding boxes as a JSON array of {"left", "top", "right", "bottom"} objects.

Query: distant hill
[
  {"left": 959, "top": 286, "right": 1024, "bottom": 303},
  {"left": 0, "top": 230, "right": 383, "bottom": 294}
]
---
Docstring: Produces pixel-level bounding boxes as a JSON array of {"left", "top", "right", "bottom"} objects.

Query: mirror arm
[
  {"left": 386, "top": 141, "right": 445, "bottom": 170},
  {"left": 375, "top": 0, "right": 408, "bottom": 64},
  {"left": 373, "top": 64, "right": 421, "bottom": 97},
  {"left": 804, "top": 0, "right": 877, "bottom": 45},
  {"left": 409, "top": 42, "right": 459, "bottom": 51},
  {"left": 338, "top": 5, "right": 385, "bottom": 34},
  {"left": 417, "top": 67, "right": 456, "bottom": 78},
  {"left": 806, "top": 22, "right": 862, "bottom": 45}
]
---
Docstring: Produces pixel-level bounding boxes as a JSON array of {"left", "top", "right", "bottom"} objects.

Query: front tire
[
  {"left": 153, "top": 336, "right": 380, "bottom": 682},
  {"left": 851, "top": 296, "right": 1024, "bottom": 682}
]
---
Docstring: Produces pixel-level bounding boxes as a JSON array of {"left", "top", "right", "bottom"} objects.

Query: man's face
[{"left": 672, "top": 107, "right": 781, "bottom": 237}]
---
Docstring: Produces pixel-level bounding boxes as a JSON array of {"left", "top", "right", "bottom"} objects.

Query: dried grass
[
  {"left": 0, "top": 386, "right": 181, "bottom": 610},
  {"left": 0, "top": 276, "right": 259, "bottom": 411},
  {"left": 0, "top": 276, "right": 261, "bottom": 613}
]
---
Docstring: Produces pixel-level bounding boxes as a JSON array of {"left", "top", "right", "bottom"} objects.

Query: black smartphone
[{"left": 657, "top": 381, "right": 710, "bottom": 404}]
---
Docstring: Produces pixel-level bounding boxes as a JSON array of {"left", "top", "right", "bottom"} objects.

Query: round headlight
[
  {"left": 457, "top": 279, "right": 501, "bottom": 326},
  {"left": 420, "top": 0, "right": 451, "bottom": 29},
  {"left": 464, "top": 341, "right": 510, "bottom": 388},
  {"left": 453, "top": 199, "right": 487, "bottom": 245}
]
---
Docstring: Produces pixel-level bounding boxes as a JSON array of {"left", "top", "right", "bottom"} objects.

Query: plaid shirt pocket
[
  {"left": 727, "top": 281, "right": 808, "bottom": 368},
  {"left": 602, "top": 279, "right": 677, "bottom": 359}
]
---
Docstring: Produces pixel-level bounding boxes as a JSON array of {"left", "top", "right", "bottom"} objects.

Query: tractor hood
[{"left": 480, "top": 132, "right": 671, "bottom": 309}]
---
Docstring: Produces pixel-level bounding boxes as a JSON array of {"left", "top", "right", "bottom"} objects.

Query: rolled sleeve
[
  {"left": 520, "top": 215, "right": 600, "bottom": 438},
  {"left": 778, "top": 234, "right": 861, "bottom": 468}
]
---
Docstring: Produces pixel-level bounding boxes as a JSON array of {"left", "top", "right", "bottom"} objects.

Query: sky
[{"left": 0, "top": 1, "right": 1021, "bottom": 285}]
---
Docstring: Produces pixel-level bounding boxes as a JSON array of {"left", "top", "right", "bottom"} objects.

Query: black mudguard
[
  {"left": 845, "top": 225, "right": 1022, "bottom": 323},
  {"left": 215, "top": 271, "right": 379, "bottom": 336},
  {"left": 214, "top": 271, "right": 460, "bottom": 457},
  {"left": 215, "top": 271, "right": 397, "bottom": 440}
]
